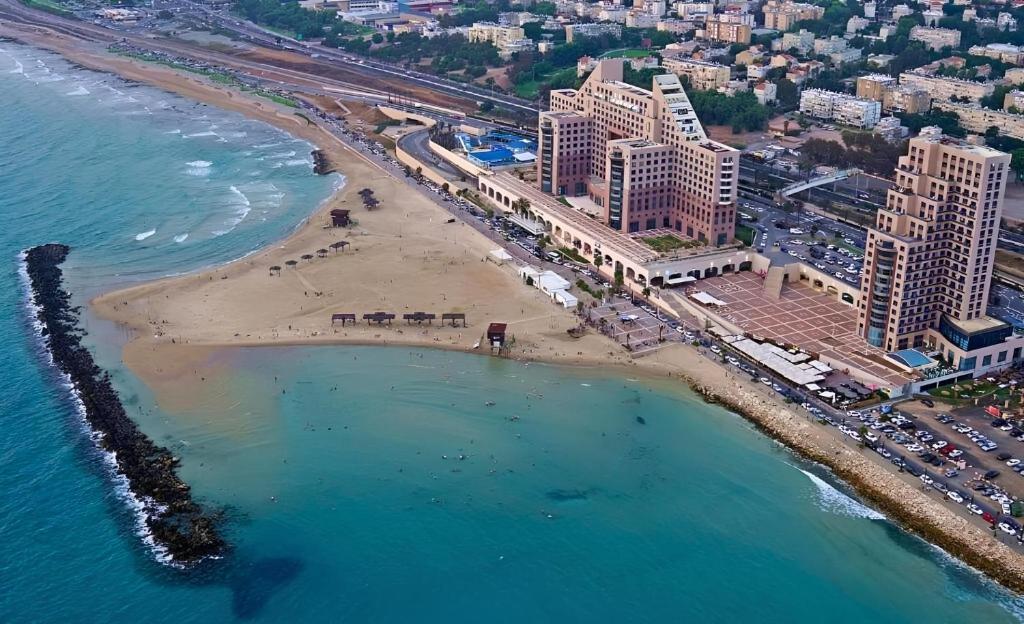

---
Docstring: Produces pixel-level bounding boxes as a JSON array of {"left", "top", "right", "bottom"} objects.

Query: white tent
[
  {"left": 553, "top": 289, "right": 579, "bottom": 309},
  {"left": 489, "top": 248, "right": 513, "bottom": 264},
  {"left": 518, "top": 265, "right": 540, "bottom": 282},
  {"left": 690, "top": 291, "right": 726, "bottom": 306},
  {"left": 536, "top": 270, "right": 571, "bottom": 295}
]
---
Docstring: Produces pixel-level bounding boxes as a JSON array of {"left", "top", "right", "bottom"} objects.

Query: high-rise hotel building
[
  {"left": 859, "top": 128, "right": 1015, "bottom": 369},
  {"left": 537, "top": 59, "right": 739, "bottom": 246}
]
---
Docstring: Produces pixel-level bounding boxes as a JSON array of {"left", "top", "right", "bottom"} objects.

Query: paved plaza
[{"left": 680, "top": 272, "right": 911, "bottom": 388}]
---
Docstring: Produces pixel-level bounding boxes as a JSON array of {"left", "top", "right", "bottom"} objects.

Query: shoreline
[{"left": 11, "top": 30, "right": 1024, "bottom": 595}]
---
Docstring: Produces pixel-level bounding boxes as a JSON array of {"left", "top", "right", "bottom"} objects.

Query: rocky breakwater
[
  {"left": 24, "top": 244, "right": 225, "bottom": 565},
  {"left": 311, "top": 149, "right": 333, "bottom": 175},
  {"left": 689, "top": 376, "right": 1024, "bottom": 593}
]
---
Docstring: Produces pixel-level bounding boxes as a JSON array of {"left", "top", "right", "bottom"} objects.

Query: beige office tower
[
  {"left": 537, "top": 59, "right": 739, "bottom": 246},
  {"left": 859, "top": 128, "right": 1010, "bottom": 352}
]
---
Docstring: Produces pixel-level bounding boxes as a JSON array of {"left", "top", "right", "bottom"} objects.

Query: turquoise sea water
[{"left": 3, "top": 41, "right": 1024, "bottom": 623}]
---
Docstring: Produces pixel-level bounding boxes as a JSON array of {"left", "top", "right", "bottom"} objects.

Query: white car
[
  {"left": 1008, "top": 459, "right": 1021, "bottom": 467},
  {"left": 947, "top": 491, "right": 964, "bottom": 504},
  {"left": 760, "top": 377, "right": 772, "bottom": 386},
  {"left": 920, "top": 474, "right": 934, "bottom": 485},
  {"left": 999, "top": 522, "right": 1018, "bottom": 536},
  {"left": 967, "top": 503, "right": 983, "bottom": 515},
  {"left": 710, "top": 345, "right": 722, "bottom": 355}
]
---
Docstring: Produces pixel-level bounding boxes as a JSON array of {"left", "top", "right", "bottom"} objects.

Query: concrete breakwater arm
[{"left": 23, "top": 244, "right": 225, "bottom": 565}]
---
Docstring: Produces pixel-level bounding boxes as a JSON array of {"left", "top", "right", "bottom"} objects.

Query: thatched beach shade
[
  {"left": 285, "top": 259, "right": 298, "bottom": 268},
  {"left": 301, "top": 253, "right": 314, "bottom": 262},
  {"left": 269, "top": 265, "right": 282, "bottom": 276},
  {"left": 330, "top": 241, "right": 349, "bottom": 253},
  {"left": 316, "top": 248, "right": 328, "bottom": 258}
]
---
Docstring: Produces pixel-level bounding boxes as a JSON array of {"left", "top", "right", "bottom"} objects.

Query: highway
[{"left": 172, "top": 0, "right": 541, "bottom": 116}]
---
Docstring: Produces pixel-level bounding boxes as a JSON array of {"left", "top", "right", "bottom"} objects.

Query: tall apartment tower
[
  {"left": 858, "top": 128, "right": 1010, "bottom": 352},
  {"left": 537, "top": 59, "right": 739, "bottom": 246}
]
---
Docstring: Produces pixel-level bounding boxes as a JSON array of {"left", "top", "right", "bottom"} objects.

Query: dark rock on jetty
[
  {"left": 24, "top": 244, "right": 226, "bottom": 565},
  {"left": 311, "top": 149, "right": 333, "bottom": 175}
]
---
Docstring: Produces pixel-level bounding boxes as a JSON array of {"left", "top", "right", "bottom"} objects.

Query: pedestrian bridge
[{"left": 779, "top": 168, "right": 860, "bottom": 199}]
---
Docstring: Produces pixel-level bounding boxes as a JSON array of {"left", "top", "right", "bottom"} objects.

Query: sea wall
[
  {"left": 23, "top": 244, "right": 225, "bottom": 565},
  {"left": 686, "top": 376, "right": 1024, "bottom": 592}
]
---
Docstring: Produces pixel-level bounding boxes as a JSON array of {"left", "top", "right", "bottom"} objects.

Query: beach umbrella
[
  {"left": 301, "top": 253, "right": 314, "bottom": 262},
  {"left": 285, "top": 259, "right": 298, "bottom": 268},
  {"left": 317, "top": 248, "right": 328, "bottom": 258},
  {"left": 330, "top": 242, "right": 347, "bottom": 253},
  {"left": 269, "top": 265, "right": 281, "bottom": 276}
]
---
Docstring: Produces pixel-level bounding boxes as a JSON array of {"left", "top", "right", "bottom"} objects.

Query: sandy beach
[{"left": 10, "top": 22, "right": 1024, "bottom": 592}]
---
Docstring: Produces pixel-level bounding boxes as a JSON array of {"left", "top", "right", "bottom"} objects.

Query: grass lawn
[
  {"left": 557, "top": 196, "right": 572, "bottom": 207},
  {"left": 21, "top": 0, "right": 72, "bottom": 15},
  {"left": 735, "top": 224, "right": 756, "bottom": 246},
  {"left": 641, "top": 234, "right": 694, "bottom": 253},
  {"left": 514, "top": 79, "right": 540, "bottom": 99},
  {"left": 600, "top": 48, "right": 653, "bottom": 59}
]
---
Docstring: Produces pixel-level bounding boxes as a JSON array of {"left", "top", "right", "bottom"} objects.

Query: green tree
[{"left": 1012, "top": 148, "right": 1024, "bottom": 181}]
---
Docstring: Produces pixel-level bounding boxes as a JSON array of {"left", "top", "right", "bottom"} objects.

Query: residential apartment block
[
  {"left": 661, "top": 57, "right": 732, "bottom": 90},
  {"left": 968, "top": 43, "right": 1024, "bottom": 65},
  {"left": 899, "top": 71, "right": 995, "bottom": 103},
  {"left": 799, "top": 89, "right": 882, "bottom": 128},
  {"left": 780, "top": 29, "right": 815, "bottom": 54},
  {"left": 909, "top": 25, "right": 962, "bottom": 51},
  {"left": 538, "top": 59, "right": 739, "bottom": 245},
  {"left": 858, "top": 129, "right": 1011, "bottom": 362},
  {"left": 466, "top": 22, "right": 535, "bottom": 58},
  {"left": 761, "top": 0, "right": 824, "bottom": 31},
  {"left": 856, "top": 75, "right": 931, "bottom": 114},
  {"left": 855, "top": 74, "right": 897, "bottom": 102},
  {"left": 934, "top": 101, "right": 1024, "bottom": 141},
  {"left": 701, "top": 18, "right": 752, "bottom": 44}
]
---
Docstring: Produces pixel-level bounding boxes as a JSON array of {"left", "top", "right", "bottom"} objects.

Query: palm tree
[{"left": 642, "top": 286, "right": 651, "bottom": 302}]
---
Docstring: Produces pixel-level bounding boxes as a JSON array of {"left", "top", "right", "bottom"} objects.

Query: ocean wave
[
  {"left": 164, "top": 129, "right": 182, "bottom": 135},
  {"left": 173, "top": 233, "right": 189, "bottom": 243},
  {"left": 183, "top": 131, "right": 217, "bottom": 139},
  {"left": 799, "top": 468, "right": 886, "bottom": 520},
  {"left": 135, "top": 229, "right": 156, "bottom": 241},
  {"left": 65, "top": 85, "right": 90, "bottom": 96},
  {"left": 267, "top": 150, "right": 296, "bottom": 159},
  {"left": 284, "top": 159, "right": 312, "bottom": 167},
  {"left": 213, "top": 187, "right": 253, "bottom": 236},
  {"left": 186, "top": 160, "right": 212, "bottom": 176}
]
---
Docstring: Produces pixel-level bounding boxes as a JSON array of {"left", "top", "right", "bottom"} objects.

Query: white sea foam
[
  {"left": 135, "top": 229, "right": 156, "bottom": 241},
  {"left": 185, "top": 160, "right": 213, "bottom": 176},
  {"left": 284, "top": 159, "right": 312, "bottom": 167},
  {"left": 212, "top": 186, "right": 253, "bottom": 236},
  {"left": 65, "top": 85, "right": 90, "bottom": 96},
  {"left": 164, "top": 129, "right": 182, "bottom": 135},
  {"left": 799, "top": 468, "right": 886, "bottom": 520},
  {"left": 183, "top": 131, "right": 217, "bottom": 139},
  {"left": 267, "top": 150, "right": 296, "bottom": 159},
  {"left": 173, "top": 233, "right": 189, "bottom": 243},
  {"left": 229, "top": 185, "right": 251, "bottom": 207}
]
